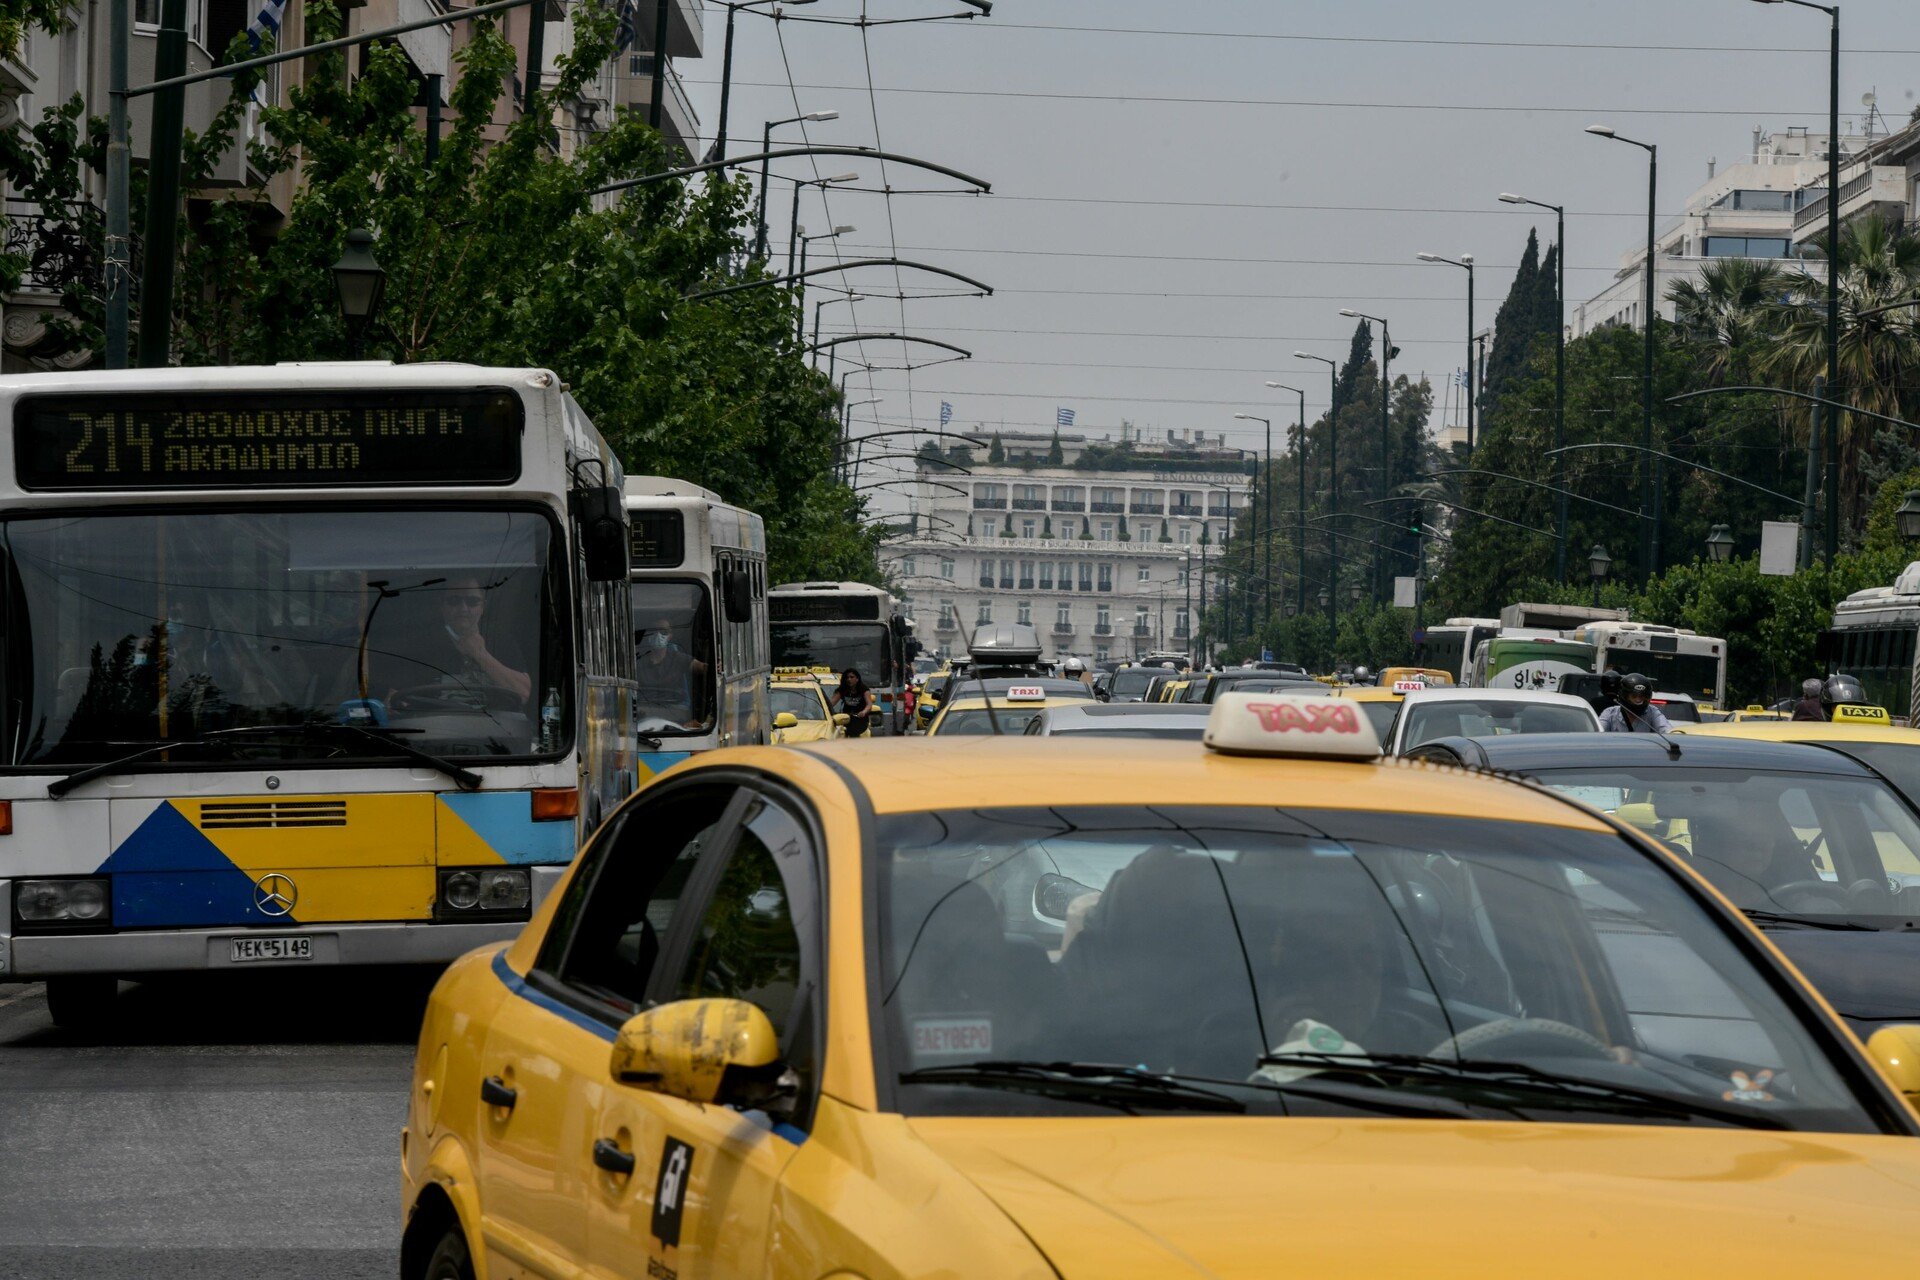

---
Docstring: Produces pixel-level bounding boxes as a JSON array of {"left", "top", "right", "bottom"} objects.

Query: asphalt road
[{"left": 0, "top": 967, "right": 440, "bottom": 1279}]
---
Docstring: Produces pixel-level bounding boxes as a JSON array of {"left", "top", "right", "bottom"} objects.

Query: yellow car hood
[{"left": 908, "top": 1116, "right": 1920, "bottom": 1277}]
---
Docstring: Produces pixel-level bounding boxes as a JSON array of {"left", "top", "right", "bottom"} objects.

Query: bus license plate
[{"left": 228, "top": 936, "right": 313, "bottom": 963}]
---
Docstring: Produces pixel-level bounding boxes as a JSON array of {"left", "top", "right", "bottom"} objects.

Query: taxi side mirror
[
  {"left": 773, "top": 712, "right": 799, "bottom": 730},
  {"left": 1866, "top": 1025, "right": 1920, "bottom": 1107},
  {"left": 610, "top": 998, "right": 795, "bottom": 1115},
  {"left": 832, "top": 713, "right": 849, "bottom": 726}
]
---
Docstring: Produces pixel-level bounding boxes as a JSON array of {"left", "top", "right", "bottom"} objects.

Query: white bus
[
  {"left": 624, "top": 476, "right": 769, "bottom": 780},
  {"left": 769, "top": 581, "right": 918, "bottom": 734},
  {"left": 1567, "top": 620, "right": 1728, "bottom": 708},
  {"left": 0, "top": 364, "right": 635, "bottom": 1025},
  {"left": 1825, "top": 562, "right": 1920, "bottom": 721},
  {"left": 1421, "top": 617, "right": 1500, "bottom": 686}
]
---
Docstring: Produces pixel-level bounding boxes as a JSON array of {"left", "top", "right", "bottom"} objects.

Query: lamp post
[
  {"left": 788, "top": 171, "right": 859, "bottom": 277},
  {"left": 1416, "top": 252, "right": 1476, "bottom": 460},
  {"left": 712, "top": 0, "right": 818, "bottom": 162},
  {"left": 1266, "top": 380, "right": 1309, "bottom": 623},
  {"left": 1339, "top": 308, "right": 1394, "bottom": 604},
  {"left": 331, "top": 229, "right": 387, "bottom": 358},
  {"left": 1233, "top": 412, "right": 1273, "bottom": 637},
  {"left": 1499, "top": 192, "right": 1570, "bottom": 581},
  {"left": 812, "top": 292, "right": 866, "bottom": 375},
  {"left": 1295, "top": 350, "right": 1340, "bottom": 636},
  {"left": 753, "top": 110, "right": 838, "bottom": 259},
  {"left": 1586, "top": 124, "right": 1660, "bottom": 579},
  {"left": 1588, "top": 544, "right": 1613, "bottom": 608},
  {"left": 1751, "top": 0, "right": 1841, "bottom": 568},
  {"left": 795, "top": 225, "right": 854, "bottom": 342},
  {"left": 1896, "top": 492, "right": 1920, "bottom": 541},
  {"left": 1706, "top": 524, "right": 1736, "bottom": 563}
]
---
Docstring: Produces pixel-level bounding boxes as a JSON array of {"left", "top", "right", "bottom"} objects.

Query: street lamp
[
  {"left": 331, "top": 228, "right": 386, "bottom": 358},
  {"left": 712, "top": 0, "right": 819, "bottom": 164},
  {"left": 1295, "top": 349, "right": 1340, "bottom": 635},
  {"left": 1266, "top": 380, "right": 1309, "bottom": 623},
  {"left": 1317, "top": 588, "right": 1330, "bottom": 610},
  {"left": 1587, "top": 123, "right": 1660, "bottom": 580},
  {"left": 1588, "top": 544, "right": 1613, "bottom": 607},
  {"left": 754, "top": 110, "right": 839, "bottom": 258},
  {"left": 795, "top": 225, "right": 854, "bottom": 341},
  {"left": 1706, "top": 524, "right": 1735, "bottom": 563},
  {"left": 788, "top": 172, "right": 860, "bottom": 276},
  {"left": 1499, "top": 191, "right": 1570, "bottom": 581},
  {"left": 813, "top": 292, "right": 866, "bottom": 375},
  {"left": 1338, "top": 308, "right": 1395, "bottom": 604},
  {"left": 1234, "top": 411, "right": 1273, "bottom": 635},
  {"left": 1417, "top": 252, "right": 1477, "bottom": 464},
  {"left": 1897, "top": 492, "right": 1920, "bottom": 541},
  {"left": 1347, "top": 582, "right": 1364, "bottom": 608}
]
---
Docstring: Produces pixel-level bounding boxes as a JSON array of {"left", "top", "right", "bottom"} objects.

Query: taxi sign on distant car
[
  {"left": 1834, "top": 703, "right": 1894, "bottom": 726},
  {"left": 1393, "top": 679, "right": 1428, "bottom": 693},
  {"left": 1004, "top": 685, "right": 1047, "bottom": 702},
  {"left": 1204, "top": 691, "right": 1383, "bottom": 760}
]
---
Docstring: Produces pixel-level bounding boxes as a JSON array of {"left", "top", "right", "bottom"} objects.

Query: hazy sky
[{"left": 679, "top": 0, "right": 1918, "bottom": 503}]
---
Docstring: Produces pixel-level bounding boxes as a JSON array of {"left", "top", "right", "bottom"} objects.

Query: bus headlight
[
  {"left": 435, "top": 868, "right": 532, "bottom": 921},
  {"left": 15, "top": 877, "right": 112, "bottom": 929}
]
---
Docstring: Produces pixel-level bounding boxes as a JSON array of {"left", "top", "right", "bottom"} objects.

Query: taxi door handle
[
  {"left": 481, "top": 1076, "right": 518, "bottom": 1110},
  {"left": 592, "top": 1138, "right": 636, "bottom": 1176}
]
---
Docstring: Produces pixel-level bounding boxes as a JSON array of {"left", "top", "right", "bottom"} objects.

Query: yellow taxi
[
  {"left": 1675, "top": 713, "right": 1920, "bottom": 806},
  {"left": 768, "top": 672, "right": 845, "bottom": 745},
  {"left": 1157, "top": 677, "right": 1192, "bottom": 703},
  {"left": 913, "top": 667, "right": 952, "bottom": 732},
  {"left": 1332, "top": 671, "right": 1454, "bottom": 739},
  {"left": 402, "top": 694, "right": 1920, "bottom": 1279},
  {"left": 925, "top": 679, "right": 1087, "bottom": 736}
]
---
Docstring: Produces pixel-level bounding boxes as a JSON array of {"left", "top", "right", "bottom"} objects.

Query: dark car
[
  {"left": 1404, "top": 733, "right": 1920, "bottom": 1036},
  {"left": 1200, "top": 669, "right": 1324, "bottom": 703}
]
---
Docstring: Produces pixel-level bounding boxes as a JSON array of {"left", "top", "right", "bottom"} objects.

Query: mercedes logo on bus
[{"left": 253, "top": 873, "right": 298, "bottom": 918}]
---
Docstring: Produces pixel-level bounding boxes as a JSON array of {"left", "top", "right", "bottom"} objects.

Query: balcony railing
[
  {"left": 935, "top": 617, "right": 958, "bottom": 633},
  {"left": 5, "top": 199, "right": 141, "bottom": 302},
  {"left": 1174, "top": 625, "right": 1191, "bottom": 639},
  {"left": 1169, "top": 503, "right": 1202, "bottom": 517},
  {"left": 972, "top": 498, "right": 1008, "bottom": 510},
  {"left": 1132, "top": 625, "right": 1153, "bottom": 637},
  {"left": 998, "top": 577, "right": 1014, "bottom": 589},
  {"left": 1017, "top": 578, "right": 1035, "bottom": 590},
  {"left": 1092, "top": 624, "right": 1113, "bottom": 636},
  {"left": 1052, "top": 621, "right": 1076, "bottom": 635},
  {"left": 1077, "top": 580, "right": 1095, "bottom": 592},
  {"left": 1097, "top": 582, "right": 1114, "bottom": 593},
  {"left": 1129, "top": 502, "right": 1165, "bottom": 515},
  {"left": 1011, "top": 498, "right": 1047, "bottom": 511},
  {"left": 1051, "top": 500, "right": 1086, "bottom": 513},
  {"left": 977, "top": 575, "right": 994, "bottom": 588},
  {"left": 1089, "top": 501, "right": 1125, "bottom": 513},
  {"left": 1207, "top": 505, "right": 1236, "bottom": 519}
]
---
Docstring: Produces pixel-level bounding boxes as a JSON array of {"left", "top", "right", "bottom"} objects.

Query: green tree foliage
[
  {"left": 1046, "top": 431, "right": 1064, "bottom": 465},
  {"left": 987, "top": 432, "right": 1005, "bottom": 464}
]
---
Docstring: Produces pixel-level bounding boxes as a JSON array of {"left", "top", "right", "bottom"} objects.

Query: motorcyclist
[
  {"left": 1061, "top": 656, "right": 1093, "bottom": 690},
  {"left": 1790, "top": 677, "right": 1827, "bottom": 722},
  {"left": 1820, "top": 673, "right": 1867, "bottom": 719},
  {"left": 1599, "top": 672, "right": 1671, "bottom": 733},
  {"left": 1351, "top": 665, "right": 1373, "bottom": 687}
]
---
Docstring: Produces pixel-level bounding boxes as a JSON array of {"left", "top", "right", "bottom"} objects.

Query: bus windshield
[
  {"left": 0, "top": 507, "right": 566, "bottom": 766},
  {"left": 631, "top": 581, "right": 715, "bottom": 735},
  {"left": 772, "top": 622, "right": 893, "bottom": 687},
  {"left": 1603, "top": 647, "right": 1722, "bottom": 703}
]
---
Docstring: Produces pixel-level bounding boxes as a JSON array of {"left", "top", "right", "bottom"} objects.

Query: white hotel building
[{"left": 879, "top": 428, "right": 1252, "bottom": 662}]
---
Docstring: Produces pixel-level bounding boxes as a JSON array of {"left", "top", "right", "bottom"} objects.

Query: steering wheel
[
  {"left": 1429, "top": 1017, "right": 1611, "bottom": 1062},
  {"left": 389, "top": 682, "right": 524, "bottom": 715},
  {"left": 1767, "top": 878, "right": 1852, "bottom": 912}
]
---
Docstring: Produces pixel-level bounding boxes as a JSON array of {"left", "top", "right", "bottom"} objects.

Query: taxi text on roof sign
[
  {"left": 1004, "top": 685, "right": 1047, "bottom": 702},
  {"left": 1393, "top": 679, "right": 1428, "bottom": 693},
  {"left": 1204, "top": 691, "right": 1383, "bottom": 760},
  {"left": 1834, "top": 703, "right": 1894, "bottom": 726}
]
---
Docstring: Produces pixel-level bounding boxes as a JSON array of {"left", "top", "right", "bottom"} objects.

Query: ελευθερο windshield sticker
[{"left": 913, "top": 1017, "right": 993, "bottom": 1057}]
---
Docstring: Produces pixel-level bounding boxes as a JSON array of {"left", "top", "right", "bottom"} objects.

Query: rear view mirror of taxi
[
  {"left": 610, "top": 998, "right": 796, "bottom": 1115},
  {"left": 1204, "top": 691, "right": 1381, "bottom": 760},
  {"left": 773, "top": 712, "right": 799, "bottom": 730},
  {"left": 1866, "top": 1025, "right": 1920, "bottom": 1105}
]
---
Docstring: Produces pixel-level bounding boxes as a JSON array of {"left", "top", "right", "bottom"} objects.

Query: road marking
[{"left": 0, "top": 983, "right": 46, "bottom": 1009}]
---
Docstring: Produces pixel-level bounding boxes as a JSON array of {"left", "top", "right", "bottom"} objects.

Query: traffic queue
[{"left": 398, "top": 605, "right": 1920, "bottom": 1279}]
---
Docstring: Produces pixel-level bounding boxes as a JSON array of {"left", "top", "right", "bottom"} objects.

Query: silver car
[{"left": 1024, "top": 703, "right": 1213, "bottom": 741}]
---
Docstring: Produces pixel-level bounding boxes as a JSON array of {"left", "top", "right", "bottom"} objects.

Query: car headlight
[
  {"left": 15, "top": 877, "right": 112, "bottom": 930},
  {"left": 435, "top": 867, "right": 532, "bottom": 920}
]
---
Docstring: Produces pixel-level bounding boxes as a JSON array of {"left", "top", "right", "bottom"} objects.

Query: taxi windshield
[
  {"left": 934, "top": 706, "right": 1046, "bottom": 736},
  {"left": 0, "top": 507, "right": 566, "bottom": 765},
  {"left": 1530, "top": 765, "right": 1920, "bottom": 928},
  {"left": 1401, "top": 698, "right": 1594, "bottom": 748},
  {"left": 878, "top": 807, "right": 1877, "bottom": 1131},
  {"left": 770, "top": 686, "right": 827, "bottom": 721}
]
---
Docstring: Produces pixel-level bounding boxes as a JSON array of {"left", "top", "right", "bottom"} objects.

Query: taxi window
[
  {"left": 672, "top": 796, "right": 819, "bottom": 1081},
  {"left": 876, "top": 806, "right": 1879, "bottom": 1132},
  {"left": 1532, "top": 766, "right": 1920, "bottom": 920},
  {"left": 538, "top": 786, "right": 736, "bottom": 1016},
  {"left": 1355, "top": 701, "right": 1397, "bottom": 739},
  {"left": 934, "top": 707, "right": 1046, "bottom": 735}
]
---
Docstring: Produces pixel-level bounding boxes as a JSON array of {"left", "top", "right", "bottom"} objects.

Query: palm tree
[{"left": 1668, "top": 257, "right": 1787, "bottom": 381}]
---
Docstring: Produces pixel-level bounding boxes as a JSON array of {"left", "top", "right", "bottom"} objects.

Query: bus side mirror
[
  {"left": 903, "top": 637, "right": 923, "bottom": 662},
  {"left": 723, "top": 569, "right": 753, "bottom": 623},
  {"left": 572, "top": 484, "right": 629, "bottom": 583}
]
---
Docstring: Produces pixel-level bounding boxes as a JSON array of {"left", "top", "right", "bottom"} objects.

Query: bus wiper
[
  {"left": 1742, "top": 910, "right": 1878, "bottom": 933},
  {"left": 900, "top": 1061, "right": 1246, "bottom": 1114},
  {"left": 1255, "top": 1051, "right": 1790, "bottom": 1130},
  {"left": 209, "top": 723, "right": 483, "bottom": 791},
  {"left": 48, "top": 738, "right": 225, "bottom": 798}
]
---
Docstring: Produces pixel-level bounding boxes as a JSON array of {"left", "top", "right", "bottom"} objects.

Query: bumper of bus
[{"left": 0, "top": 867, "right": 564, "bottom": 979}]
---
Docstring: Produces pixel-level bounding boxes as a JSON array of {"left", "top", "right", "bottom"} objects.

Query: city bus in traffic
[
  {"left": 1467, "top": 634, "right": 1597, "bottom": 694},
  {"left": 624, "top": 476, "right": 769, "bottom": 780},
  {"left": 0, "top": 364, "right": 636, "bottom": 1025},
  {"left": 1421, "top": 617, "right": 1499, "bottom": 685},
  {"left": 769, "top": 581, "right": 918, "bottom": 734},
  {"left": 1825, "top": 561, "right": 1920, "bottom": 720},
  {"left": 1568, "top": 619, "right": 1727, "bottom": 708}
]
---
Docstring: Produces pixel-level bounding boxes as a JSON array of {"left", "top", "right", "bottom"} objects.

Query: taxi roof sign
[
  {"left": 1833, "top": 703, "right": 1893, "bottom": 726},
  {"left": 1392, "top": 679, "right": 1428, "bottom": 693},
  {"left": 1005, "top": 685, "right": 1047, "bottom": 703},
  {"left": 1204, "top": 691, "right": 1383, "bottom": 761}
]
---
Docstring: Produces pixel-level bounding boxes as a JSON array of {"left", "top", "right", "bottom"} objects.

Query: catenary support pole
[{"left": 135, "top": 0, "right": 187, "bottom": 368}]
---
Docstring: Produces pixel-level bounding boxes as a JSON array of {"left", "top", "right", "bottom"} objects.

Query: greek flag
[
  {"left": 1455, "top": 369, "right": 1470, "bottom": 389},
  {"left": 245, "top": 0, "right": 287, "bottom": 47},
  {"left": 1057, "top": 407, "right": 1076, "bottom": 427},
  {"left": 614, "top": 0, "right": 640, "bottom": 52},
  {"left": 940, "top": 401, "right": 953, "bottom": 426}
]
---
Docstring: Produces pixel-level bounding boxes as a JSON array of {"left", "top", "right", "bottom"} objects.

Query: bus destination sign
[{"left": 13, "top": 389, "right": 524, "bottom": 490}]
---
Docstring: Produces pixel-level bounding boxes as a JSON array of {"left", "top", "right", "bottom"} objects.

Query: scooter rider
[{"left": 1600, "top": 672, "right": 1671, "bottom": 733}]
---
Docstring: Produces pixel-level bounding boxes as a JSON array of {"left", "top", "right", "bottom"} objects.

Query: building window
[
  {"left": 1099, "top": 521, "right": 1114, "bottom": 541},
  {"left": 901, "top": 556, "right": 917, "bottom": 578},
  {"left": 1097, "top": 564, "right": 1113, "bottom": 592},
  {"left": 977, "top": 599, "right": 993, "bottom": 624},
  {"left": 1018, "top": 559, "right": 1035, "bottom": 589},
  {"left": 1175, "top": 608, "right": 1190, "bottom": 637},
  {"left": 1000, "top": 559, "right": 1014, "bottom": 589},
  {"left": 1058, "top": 520, "right": 1076, "bottom": 540},
  {"left": 1704, "top": 235, "right": 1792, "bottom": 258},
  {"left": 979, "top": 559, "right": 995, "bottom": 588},
  {"left": 1095, "top": 645, "right": 1110, "bottom": 661},
  {"left": 1059, "top": 561, "right": 1075, "bottom": 590},
  {"left": 1017, "top": 600, "right": 1032, "bottom": 625},
  {"left": 1056, "top": 601, "right": 1072, "bottom": 627},
  {"left": 1038, "top": 562, "right": 1054, "bottom": 589},
  {"left": 1137, "top": 565, "right": 1151, "bottom": 583},
  {"left": 1134, "top": 605, "right": 1151, "bottom": 636},
  {"left": 1178, "top": 566, "right": 1189, "bottom": 587},
  {"left": 1022, "top": 519, "right": 1037, "bottom": 539},
  {"left": 939, "top": 557, "right": 954, "bottom": 580},
  {"left": 1179, "top": 525, "right": 1192, "bottom": 545},
  {"left": 1078, "top": 563, "right": 1093, "bottom": 591},
  {"left": 1095, "top": 604, "right": 1111, "bottom": 631}
]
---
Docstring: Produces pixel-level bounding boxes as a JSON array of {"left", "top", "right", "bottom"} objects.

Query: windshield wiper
[
  {"left": 47, "top": 738, "right": 225, "bottom": 798},
  {"left": 209, "top": 723, "right": 482, "bottom": 791},
  {"left": 1741, "top": 910, "right": 1878, "bottom": 933},
  {"left": 1255, "top": 1051, "right": 1790, "bottom": 1130},
  {"left": 900, "top": 1061, "right": 1246, "bottom": 1114}
]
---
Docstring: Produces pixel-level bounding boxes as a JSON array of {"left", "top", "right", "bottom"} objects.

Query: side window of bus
[{"left": 539, "top": 786, "right": 741, "bottom": 1017}]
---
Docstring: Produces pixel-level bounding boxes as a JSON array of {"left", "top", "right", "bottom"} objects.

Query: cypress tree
[
  {"left": 988, "top": 433, "right": 1005, "bottom": 464},
  {"left": 1047, "top": 432, "right": 1064, "bottom": 465},
  {"left": 1482, "top": 229, "right": 1543, "bottom": 416}
]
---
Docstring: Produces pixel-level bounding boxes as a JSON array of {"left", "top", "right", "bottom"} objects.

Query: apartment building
[{"left": 880, "top": 427, "right": 1252, "bottom": 663}]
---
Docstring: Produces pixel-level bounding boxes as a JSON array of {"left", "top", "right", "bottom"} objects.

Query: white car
[{"left": 1386, "top": 686, "right": 1601, "bottom": 756}]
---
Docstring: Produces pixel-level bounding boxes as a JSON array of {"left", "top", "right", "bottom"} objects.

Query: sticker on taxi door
[{"left": 652, "top": 1137, "right": 693, "bottom": 1248}]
